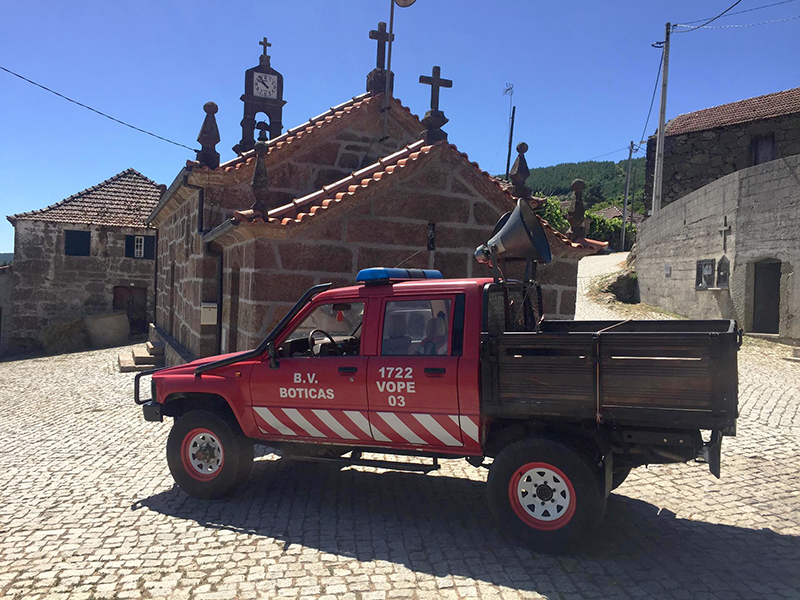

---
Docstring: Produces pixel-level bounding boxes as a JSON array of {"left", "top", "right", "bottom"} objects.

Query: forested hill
[{"left": 525, "top": 157, "right": 646, "bottom": 204}]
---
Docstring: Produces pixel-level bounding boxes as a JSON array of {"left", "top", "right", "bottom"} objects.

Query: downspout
[{"left": 206, "top": 245, "right": 223, "bottom": 355}]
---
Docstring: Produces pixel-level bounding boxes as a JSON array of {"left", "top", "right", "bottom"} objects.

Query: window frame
[
  {"left": 134, "top": 235, "right": 145, "bottom": 258},
  {"left": 278, "top": 299, "right": 366, "bottom": 357},
  {"left": 695, "top": 259, "right": 716, "bottom": 290}
]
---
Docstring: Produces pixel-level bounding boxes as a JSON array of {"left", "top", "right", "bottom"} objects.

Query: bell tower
[{"left": 233, "top": 37, "right": 287, "bottom": 155}]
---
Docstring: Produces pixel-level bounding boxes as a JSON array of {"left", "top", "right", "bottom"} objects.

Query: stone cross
[
  {"left": 369, "top": 22, "right": 394, "bottom": 69},
  {"left": 419, "top": 66, "right": 452, "bottom": 112},
  {"left": 719, "top": 216, "right": 732, "bottom": 252},
  {"left": 259, "top": 37, "right": 271, "bottom": 56}
]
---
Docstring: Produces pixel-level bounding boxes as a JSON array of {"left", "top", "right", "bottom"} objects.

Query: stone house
[
  {"left": 637, "top": 155, "right": 799, "bottom": 340},
  {"left": 148, "top": 36, "right": 605, "bottom": 366},
  {"left": 5, "top": 169, "right": 163, "bottom": 354},
  {"left": 645, "top": 86, "right": 800, "bottom": 211}
]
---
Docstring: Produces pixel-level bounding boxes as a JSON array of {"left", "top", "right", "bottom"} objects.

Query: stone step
[
  {"left": 782, "top": 357, "right": 800, "bottom": 365},
  {"left": 794, "top": 347, "right": 800, "bottom": 359},
  {"left": 118, "top": 354, "right": 156, "bottom": 373},
  {"left": 132, "top": 345, "right": 162, "bottom": 366},
  {"left": 146, "top": 341, "right": 165, "bottom": 356}
]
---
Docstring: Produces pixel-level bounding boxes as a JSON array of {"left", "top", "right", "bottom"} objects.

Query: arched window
[{"left": 717, "top": 256, "right": 730, "bottom": 289}]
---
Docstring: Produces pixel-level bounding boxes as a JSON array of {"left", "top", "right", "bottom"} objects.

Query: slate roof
[
  {"left": 8, "top": 169, "right": 162, "bottom": 228},
  {"left": 665, "top": 87, "right": 800, "bottom": 136},
  {"left": 209, "top": 140, "right": 606, "bottom": 256}
]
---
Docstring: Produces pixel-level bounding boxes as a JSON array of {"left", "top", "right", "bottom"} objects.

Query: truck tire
[
  {"left": 167, "top": 410, "right": 253, "bottom": 499},
  {"left": 487, "top": 437, "right": 605, "bottom": 553},
  {"left": 611, "top": 467, "right": 632, "bottom": 491}
]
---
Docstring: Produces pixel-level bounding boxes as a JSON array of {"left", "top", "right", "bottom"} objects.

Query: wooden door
[{"left": 113, "top": 286, "right": 148, "bottom": 333}]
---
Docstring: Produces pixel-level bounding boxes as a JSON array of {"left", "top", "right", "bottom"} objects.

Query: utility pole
[
  {"left": 652, "top": 21, "right": 671, "bottom": 215},
  {"left": 505, "top": 105, "right": 516, "bottom": 180},
  {"left": 621, "top": 140, "right": 634, "bottom": 252}
]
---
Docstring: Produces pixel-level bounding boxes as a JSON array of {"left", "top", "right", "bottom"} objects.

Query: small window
[
  {"left": 751, "top": 134, "right": 775, "bottom": 166},
  {"left": 696, "top": 259, "right": 716, "bottom": 290},
  {"left": 717, "top": 256, "right": 730, "bottom": 289},
  {"left": 382, "top": 298, "right": 452, "bottom": 356},
  {"left": 64, "top": 230, "right": 90, "bottom": 256},
  {"left": 125, "top": 235, "right": 156, "bottom": 259}
]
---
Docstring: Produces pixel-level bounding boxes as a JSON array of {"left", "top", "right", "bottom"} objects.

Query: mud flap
[{"left": 704, "top": 430, "right": 722, "bottom": 479}]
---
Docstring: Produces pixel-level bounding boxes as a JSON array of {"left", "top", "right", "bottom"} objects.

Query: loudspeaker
[{"left": 474, "top": 199, "right": 552, "bottom": 266}]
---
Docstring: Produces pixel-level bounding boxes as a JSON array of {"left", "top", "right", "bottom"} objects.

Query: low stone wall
[{"left": 637, "top": 155, "right": 800, "bottom": 339}]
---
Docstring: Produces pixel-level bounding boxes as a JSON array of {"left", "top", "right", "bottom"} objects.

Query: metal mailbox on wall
[{"left": 201, "top": 302, "right": 218, "bottom": 326}]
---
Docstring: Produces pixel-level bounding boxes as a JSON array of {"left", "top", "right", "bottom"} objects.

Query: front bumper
[{"left": 142, "top": 400, "right": 163, "bottom": 422}]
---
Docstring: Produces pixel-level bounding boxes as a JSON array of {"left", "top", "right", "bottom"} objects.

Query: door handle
[
  {"left": 338, "top": 367, "right": 358, "bottom": 375},
  {"left": 424, "top": 367, "right": 446, "bottom": 376}
]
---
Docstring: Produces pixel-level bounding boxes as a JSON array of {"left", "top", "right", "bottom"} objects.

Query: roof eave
[{"left": 148, "top": 168, "right": 189, "bottom": 224}]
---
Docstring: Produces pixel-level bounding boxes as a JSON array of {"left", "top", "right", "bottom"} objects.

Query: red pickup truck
[{"left": 135, "top": 267, "right": 739, "bottom": 552}]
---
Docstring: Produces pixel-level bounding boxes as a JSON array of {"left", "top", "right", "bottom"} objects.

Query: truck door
[
  {"left": 366, "top": 295, "right": 466, "bottom": 449},
  {"left": 249, "top": 300, "right": 374, "bottom": 444}
]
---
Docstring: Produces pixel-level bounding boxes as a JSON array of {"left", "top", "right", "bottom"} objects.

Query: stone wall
[
  {"left": 0, "top": 266, "right": 12, "bottom": 355},
  {"left": 212, "top": 148, "right": 580, "bottom": 355},
  {"left": 9, "top": 220, "right": 156, "bottom": 353},
  {"left": 637, "top": 154, "right": 800, "bottom": 340},
  {"left": 645, "top": 112, "right": 800, "bottom": 211}
]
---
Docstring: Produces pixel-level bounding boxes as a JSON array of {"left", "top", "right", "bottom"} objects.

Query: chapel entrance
[
  {"left": 114, "top": 286, "right": 148, "bottom": 334},
  {"left": 752, "top": 260, "right": 781, "bottom": 334}
]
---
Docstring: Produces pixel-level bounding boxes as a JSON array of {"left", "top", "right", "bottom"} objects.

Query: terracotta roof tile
[
  {"left": 225, "top": 140, "right": 605, "bottom": 255},
  {"left": 665, "top": 87, "right": 800, "bottom": 136},
  {"left": 8, "top": 169, "right": 162, "bottom": 228},
  {"left": 188, "top": 93, "right": 421, "bottom": 173}
]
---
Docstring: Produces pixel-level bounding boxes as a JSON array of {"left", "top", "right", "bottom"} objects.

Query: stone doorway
[
  {"left": 752, "top": 259, "right": 781, "bottom": 334},
  {"left": 114, "top": 286, "right": 148, "bottom": 334}
]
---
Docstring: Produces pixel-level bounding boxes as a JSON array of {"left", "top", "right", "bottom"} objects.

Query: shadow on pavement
[{"left": 135, "top": 458, "right": 800, "bottom": 598}]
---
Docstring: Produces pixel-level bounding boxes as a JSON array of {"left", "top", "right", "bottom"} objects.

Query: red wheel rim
[
  {"left": 180, "top": 428, "right": 225, "bottom": 481},
  {"left": 508, "top": 462, "right": 577, "bottom": 531}
]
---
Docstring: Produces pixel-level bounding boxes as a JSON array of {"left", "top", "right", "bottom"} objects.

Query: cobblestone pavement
[{"left": 1, "top": 261, "right": 799, "bottom": 599}]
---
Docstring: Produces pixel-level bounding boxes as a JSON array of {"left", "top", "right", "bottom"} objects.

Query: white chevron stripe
[
  {"left": 254, "top": 407, "right": 296, "bottom": 436},
  {"left": 312, "top": 410, "right": 358, "bottom": 440},
  {"left": 451, "top": 415, "right": 480, "bottom": 443},
  {"left": 282, "top": 408, "right": 325, "bottom": 437},
  {"left": 413, "top": 414, "right": 462, "bottom": 446},
  {"left": 377, "top": 412, "right": 426, "bottom": 445},
  {"left": 343, "top": 410, "right": 374, "bottom": 439}
]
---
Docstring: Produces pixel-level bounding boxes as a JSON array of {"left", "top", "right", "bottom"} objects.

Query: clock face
[{"left": 253, "top": 73, "right": 278, "bottom": 99}]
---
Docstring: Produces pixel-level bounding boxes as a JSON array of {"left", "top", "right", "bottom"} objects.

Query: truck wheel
[
  {"left": 167, "top": 410, "right": 253, "bottom": 499},
  {"left": 611, "top": 467, "right": 632, "bottom": 490},
  {"left": 487, "top": 438, "right": 605, "bottom": 553}
]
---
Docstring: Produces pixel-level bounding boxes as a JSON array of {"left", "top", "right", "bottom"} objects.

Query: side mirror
[{"left": 267, "top": 341, "right": 279, "bottom": 369}]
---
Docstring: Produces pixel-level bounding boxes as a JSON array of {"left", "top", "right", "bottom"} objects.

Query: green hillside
[{"left": 526, "top": 157, "right": 646, "bottom": 213}]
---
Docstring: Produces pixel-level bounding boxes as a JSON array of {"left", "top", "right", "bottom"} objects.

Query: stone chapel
[{"left": 148, "top": 31, "right": 605, "bottom": 366}]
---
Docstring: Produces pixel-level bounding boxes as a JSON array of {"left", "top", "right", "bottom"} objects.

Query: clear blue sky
[{"left": 1, "top": 0, "right": 798, "bottom": 252}]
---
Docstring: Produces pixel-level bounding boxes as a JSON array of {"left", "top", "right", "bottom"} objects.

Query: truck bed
[{"left": 480, "top": 319, "right": 739, "bottom": 431}]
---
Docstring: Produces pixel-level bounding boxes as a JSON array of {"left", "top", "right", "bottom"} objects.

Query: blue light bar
[{"left": 356, "top": 267, "right": 443, "bottom": 284}]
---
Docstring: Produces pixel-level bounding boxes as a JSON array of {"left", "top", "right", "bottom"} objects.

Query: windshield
[{"left": 286, "top": 302, "right": 365, "bottom": 341}]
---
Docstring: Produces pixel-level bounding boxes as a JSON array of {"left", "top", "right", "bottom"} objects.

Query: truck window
[
  {"left": 280, "top": 302, "right": 364, "bottom": 357},
  {"left": 382, "top": 299, "right": 452, "bottom": 356}
]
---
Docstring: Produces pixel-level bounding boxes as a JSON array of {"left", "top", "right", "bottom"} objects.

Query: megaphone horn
[{"left": 474, "top": 199, "right": 552, "bottom": 266}]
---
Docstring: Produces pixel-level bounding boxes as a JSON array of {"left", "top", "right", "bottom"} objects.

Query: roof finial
[
  {"left": 250, "top": 122, "right": 271, "bottom": 214},
  {"left": 366, "top": 22, "right": 394, "bottom": 96},
  {"left": 509, "top": 142, "right": 531, "bottom": 198},
  {"left": 568, "top": 179, "right": 587, "bottom": 240},
  {"left": 196, "top": 102, "right": 220, "bottom": 170},
  {"left": 419, "top": 65, "right": 453, "bottom": 143}
]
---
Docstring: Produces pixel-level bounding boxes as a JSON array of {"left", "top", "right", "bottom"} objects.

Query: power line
[
  {"left": 636, "top": 48, "right": 664, "bottom": 152},
  {"left": 586, "top": 146, "right": 631, "bottom": 161},
  {"left": 678, "top": 0, "right": 797, "bottom": 25},
  {"left": 674, "top": 13, "right": 800, "bottom": 28},
  {"left": 673, "top": 0, "right": 743, "bottom": 34},
  {"left": 0, "top": 65, "right": 198, "bottom": 152}
]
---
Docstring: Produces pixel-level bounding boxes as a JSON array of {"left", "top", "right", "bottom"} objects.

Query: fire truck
[{"left": 135, "top": 200, "right": 739, "bottom": 552}]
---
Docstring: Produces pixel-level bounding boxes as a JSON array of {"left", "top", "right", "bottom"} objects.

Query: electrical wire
[
  {"left": 672, "top": 0, "right": 743, "bottom": 33},
  {"left": 0, "top": 65, "right": 198, "bottom": 152},
  {"left": 635, "top": 49, "right": 664, "bottom": 152},
  {"left": 678, "top": 0, "right": 797, "bottom": 25},
  {"left": 674, "top": 14, "right": 800, "bottom": 28}
]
